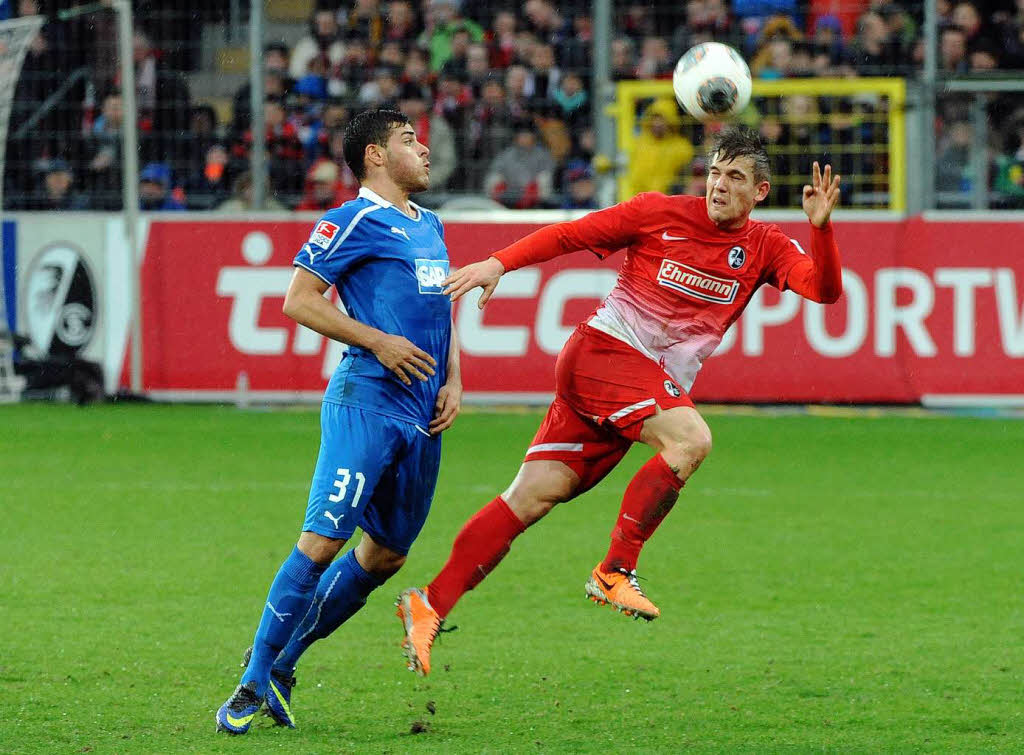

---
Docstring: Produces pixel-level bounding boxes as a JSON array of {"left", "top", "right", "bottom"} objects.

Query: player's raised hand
[
  {"left": 442, "top": 257, "right": 506, "bottom": 308},
  {"left": 802, "top": 161, "right": 841, "bottom": 228},
  {"left": 429, "top": 380, "right": 462, "bottom": 434},
  {"left": 370, "top": 333, "right": 437, "bottom": 386}
]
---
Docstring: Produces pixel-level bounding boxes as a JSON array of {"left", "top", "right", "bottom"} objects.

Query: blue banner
[{"left": 2, "top": 219, "right": 15, "bottom": 333}]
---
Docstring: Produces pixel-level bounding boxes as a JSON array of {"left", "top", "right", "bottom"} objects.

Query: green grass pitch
[{"left": 2, "top": 403, "right": 1023, "bottom": 753}]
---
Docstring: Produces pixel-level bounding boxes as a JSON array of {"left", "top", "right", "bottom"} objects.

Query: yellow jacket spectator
[{"left": 625, "top": 98, "right": 695, "bottom": 197}]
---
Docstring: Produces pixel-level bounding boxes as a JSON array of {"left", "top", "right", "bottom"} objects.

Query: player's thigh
[
  {"left": 303, "top": 404, "right": 403, "bottom": 541},
  {"left": 519, "top": 396, "right": 631, "bottom": 502},
  {"left": 358, "top": 424, "right": 442, "bottom": 557},
  {"left": 639, "top": 405, "right": 713, "bottom": 459}
]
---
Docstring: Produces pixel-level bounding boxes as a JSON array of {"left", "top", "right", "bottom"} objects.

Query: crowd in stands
[{"left": 5, "top": 0, "right": 1024, "bottom": 211}]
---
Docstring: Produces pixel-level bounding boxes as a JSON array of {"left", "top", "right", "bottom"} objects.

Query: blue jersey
[{"left": 294, "top": 187, "right": 451, "bottom": 427}]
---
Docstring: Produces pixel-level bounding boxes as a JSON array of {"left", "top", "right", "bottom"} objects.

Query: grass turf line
[{"left": 1, "top": 404, "right": 1022, "bottom": 752}]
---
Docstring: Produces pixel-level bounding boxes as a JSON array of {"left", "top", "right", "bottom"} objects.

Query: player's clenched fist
[
  {"left": 370, "top": 333, "right": 437, "bottom": 385},
  {"left": 442, "top": 257, "right": 506, "bottom": 307}
]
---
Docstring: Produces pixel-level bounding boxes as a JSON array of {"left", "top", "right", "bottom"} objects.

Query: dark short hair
[
  {"left": 343, "top": 108, "right": 411, "bottom": 181},
  {"left": 708, "top": 126, "right": 771, "bottom": 184}
]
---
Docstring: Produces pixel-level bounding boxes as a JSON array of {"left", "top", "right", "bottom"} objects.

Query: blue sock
[
  {"left": 273, "top": 549, "right": 385, "bottom": 674},
  {"left": 240, "top": 547, "right": 326, "bottom": 697}
]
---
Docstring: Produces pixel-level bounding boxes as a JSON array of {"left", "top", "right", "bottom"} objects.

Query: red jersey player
[{"left": 396, "top": 127, "right": 843, "bottom": 675}]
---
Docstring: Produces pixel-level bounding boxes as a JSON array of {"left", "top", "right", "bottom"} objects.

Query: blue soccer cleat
[
  {"left": 215, "top": 681, "right": 262, "bottom": 735},
  {"left": 240, "top": 645, "right": 297, "bottom": 728}
]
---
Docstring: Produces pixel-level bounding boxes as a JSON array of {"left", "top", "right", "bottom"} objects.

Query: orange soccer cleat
[
  {"left": 585, "top": 564, "right": 660, "bottom": 621},
  {"left": 395, "top": 587, "right": 443, "bottom": 676}
]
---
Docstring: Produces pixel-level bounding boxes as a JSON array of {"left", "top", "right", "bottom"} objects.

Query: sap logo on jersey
[
  {"left": 657, "top": 259, "right": 739, "bottom": 303},
  {"left": 415, "top": 258, "right": 449, "bottom": 294},
  {"left": 309, "top": 220, "right": 340, "bottom": 249}
]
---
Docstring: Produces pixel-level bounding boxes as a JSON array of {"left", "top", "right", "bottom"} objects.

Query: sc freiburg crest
[{"left": 727, "top": 246, "right": 746, "bottom": 269}]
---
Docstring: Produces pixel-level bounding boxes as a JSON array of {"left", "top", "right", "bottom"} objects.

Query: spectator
[
  {"left": 345, "top": 0, "right": 385, "bottom": 47},
  {"left": 231, "top": 43, "right": 294, "bottom": 138},
  {"left": 952, "top": 1, "right": 986, "bottom": 45},
  {"left": 184, "top": 144, "right": 233, "bottom": 210},
  {"left": 749, "top": 16, "right": 802, "bottom": 76},
  {"left": 133, "top": 30, "right": 192, "bottom": 173},
  {"left": 384, "top": 0, "right": 419, "bottom": 44},
  {"left": 418, "top": 0, "right": 484, "bottom": 71},
  {"left": 940, "top": 24, "right": 970, "bottom": 72},
  {"left": 295, "top": 159, "right": 357, "bottom": 211},
  {"left": 484, "top": 120, "right": 555, "bottom": 209},
  {"left": 811, "top": 14, "right": 848, "bottom": 65},
  {"left": 84, "top": 89, "right": 124, "bottom": 210},
  {"left": 879, "top": 3, "right": 918, "bottom": 61},
  {"left": 184, "top": 104, "right": 220, "bottom": 180},
  {"left": 401, "top": 49, "right": 433, "bottom": 96},
  {"left": 524, "top": 42, "right": 562, "bottom": 104},
  {"left": 378, "top": 40, "right": 406, "bottom": 69},
  {"left": 968, "top": 39, "right": 1001, "bottom": 70},
  {"left": 440, "top": 26, "right": 475, "bottom": 80},
  {"left": 559, "top": 13, "right": 593, "bottom": 72},
  {"left": 524, "top": 0, "right": 573, "bottom": 49},
  {"left": 329, "top": 36, "right": 370, "bottom": 100},
  {"left": 358, "top": 66, "right": 401, "bottom": 105},
  {"left": 635, "top": 36, "right": 674, "bottom": 79},
  {"left": 553, "top": 71, "right": 589, "bottom": 129},
  {"left": 216, "top": 171, "right": 287, "bottom": 212},
  {"left": 611, "top": 36, "right": 637, "bottom": 81},
  {"left": 466, "top": 76, "right": 515, "bottom": 189},
  {"left": 487, "top": 10, "right": 518, "bottom": 68},
  {"left": 621, "top": 3, "right": 656, "bottom": 43},
  {"left": 433, "top": 70, "right": 473, "bottom": 131},
  {"left": 232, "top": 98, "right": 305, "bottom": 199},
  {"left": 994, "top": 119, "right": 1024, "bottom": 208},
  {"left": 34, "top": 159, "right": 90, "bottom": 211},
  {"left": 560, "top": 159, "right": 598, "bottom": 209},
  {"left": 139, "top": 162, "right": 185, "bottom": 211},
  {"left": 936, "top": 121, "right": 973, "bottom": 202},
  {"left": 398, "top": 85, "right": 457, "bottom": 190},
  {"left": 465, "top": 42, "right": 491, "bottom": 97},
  {"left": 624, "top": 98, "right": 695, "bottom": 197},
  {"left": 850, "top": 11, "right": 898, "bottom": 73},
  {"left": 291, "top": 8, "right": 346, "bottom": 80},
  {"left": 758, "top": 37, "right": 795, "bottom": 77}
]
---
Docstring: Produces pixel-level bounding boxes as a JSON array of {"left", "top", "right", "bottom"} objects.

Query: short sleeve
[
  {"left": 760, "top": 227, "right": 810, "bottom": 291},
  {"left": 293, "top": 209, "right": 376, "bottom": 285}
]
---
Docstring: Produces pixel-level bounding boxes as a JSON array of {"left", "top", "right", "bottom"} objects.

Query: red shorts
[{"left": 523, "top": 324, "right": 694, "bottom": 494}]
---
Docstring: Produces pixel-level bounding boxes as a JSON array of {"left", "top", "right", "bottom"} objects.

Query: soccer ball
[{"left": 672, "top": 42, "right": 752, "bottom": 121}]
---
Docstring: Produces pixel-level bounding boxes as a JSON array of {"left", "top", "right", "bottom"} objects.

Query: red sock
[
  {"left": 426, "top": 496, "right": 526, "bottom": 618},
  {"left": 601, "top": 454, "right": 684, "bottom": 574}
]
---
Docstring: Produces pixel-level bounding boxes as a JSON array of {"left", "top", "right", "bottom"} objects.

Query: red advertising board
[{"left": 140, "top": 217, "right": 1024, "bottom": 403}]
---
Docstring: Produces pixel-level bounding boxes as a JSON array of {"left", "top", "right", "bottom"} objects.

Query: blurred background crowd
[{"left": 4, "top": 0, "right": 1024, "bottom": 212}]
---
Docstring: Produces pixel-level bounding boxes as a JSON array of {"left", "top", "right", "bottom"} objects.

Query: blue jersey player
[{"left": 216, "top": 109, "right": 462, "bottom": 735}]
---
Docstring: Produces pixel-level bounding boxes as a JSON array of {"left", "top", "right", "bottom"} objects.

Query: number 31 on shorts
[{"left": 328, "top": 467, "right": 366, "bottom": 507}]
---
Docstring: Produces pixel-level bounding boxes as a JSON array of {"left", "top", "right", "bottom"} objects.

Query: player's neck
[{"left": 361, "top": 178, "right": 416, "bottom": 218}]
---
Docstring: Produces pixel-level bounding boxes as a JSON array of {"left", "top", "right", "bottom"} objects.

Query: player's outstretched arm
[
  {"left": 442, "top": 257, "right": 506, "bottom": 308},
  {"left": 283, "top": 268, "right": 437, "bottom": 385},
  {"left": 802, "top": 161, "right": 841, "bottom": 228}
]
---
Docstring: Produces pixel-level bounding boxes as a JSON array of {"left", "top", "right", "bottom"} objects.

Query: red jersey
[{"left": 494, "top": 192, "right": 839, "bottom": 392}]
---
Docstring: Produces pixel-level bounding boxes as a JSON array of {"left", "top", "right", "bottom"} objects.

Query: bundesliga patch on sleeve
[
  {"left": 415, "top": 259, "right": 449, "bottom": 294},
  {"left": 309, "top": 220, "right": 340, "bottom": 249}
]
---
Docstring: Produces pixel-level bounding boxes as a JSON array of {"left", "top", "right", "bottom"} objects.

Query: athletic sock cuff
[
  {"left": 283, "top": 546, "right": 327, "bottom": 584},
  {"left": 652, "top": 454, "right": 685, "bottom": 491},
  {"left": 342, "top": 549, "right": 386, "bottom": 591},
  {"left": 495, "top": 495, "right": 527, "bottom": 534}
]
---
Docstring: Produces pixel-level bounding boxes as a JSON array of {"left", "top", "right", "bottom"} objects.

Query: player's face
[
  {"left": 385, "top": 124, "right": 431, "bottom": 193},
  {"left": 705, "top": 153, "right": 770, "bottom": 229}
]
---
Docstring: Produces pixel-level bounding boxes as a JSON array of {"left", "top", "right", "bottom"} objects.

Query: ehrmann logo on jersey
[
  {"left": 23, "top": 242, "right": 96, "bottom": 355},
  {"left": 656, "top": 259, "right": 739, "bottom": 304}
]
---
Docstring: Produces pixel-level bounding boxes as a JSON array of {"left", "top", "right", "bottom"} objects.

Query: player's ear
[
  {"left": 364, "top": 143, "right": 385, "bottom": 172},
  {"left": 755, "top": 180, "right": 770, "bottom": 202}
]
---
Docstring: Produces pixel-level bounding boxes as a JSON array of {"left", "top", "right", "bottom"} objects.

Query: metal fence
[{"left": 4, "top": 0, "right": 1024, "bottom": 213}]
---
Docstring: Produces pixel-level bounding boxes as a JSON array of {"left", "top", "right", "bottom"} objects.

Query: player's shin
[
  {"left": 426, "top": 496, "right": 526, "bottom": 618},
  {"left": 601, "top": 454, "right": 684, "bottom": 573},
  {"left": 239, "top": 547, "right": 327, "bottom": 697},
  {"left": 273, "top": 550, "right": 385, "bottom": 673}
]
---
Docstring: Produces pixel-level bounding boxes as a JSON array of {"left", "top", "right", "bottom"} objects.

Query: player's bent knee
[
  {"left": 661, "top": 429, "right": 713, "bottom": 475},
  {"left": 503, "top": 463, "right": 578, "bottom": 527},
  {"left": 297, "top": 530, "right": 346, "bottom": 565},
  {"left": 354, "top": 535, "right": 407, "bottom": 578}
]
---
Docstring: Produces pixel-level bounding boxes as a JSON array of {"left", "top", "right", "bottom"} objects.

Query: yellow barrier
[{"left": 612, "top": 78, "right": 907, "bottom": 211}]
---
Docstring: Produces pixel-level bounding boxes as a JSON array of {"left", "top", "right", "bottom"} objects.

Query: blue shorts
[{"left": 303, "top": 403, "right": 442, "bottom": 555}]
